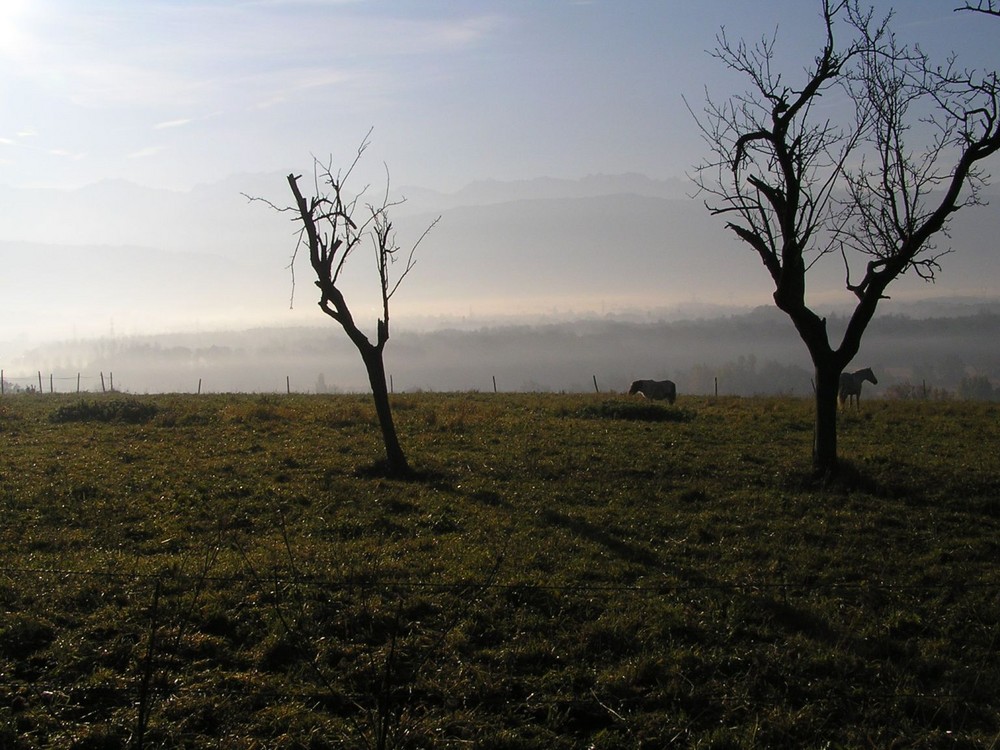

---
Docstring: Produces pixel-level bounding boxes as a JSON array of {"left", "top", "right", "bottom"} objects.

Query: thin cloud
[
  {"left": 0, "top": 134, "right": 83, "bottom": 159},
  {"left": 128, "top": 146, "right": 165, "bottom": 159},
  {"left": 154, "top": 118, "right": 194, "bottom": 130},
  {"left": 47, "top": 148, "right": 86, "bottom": 160},
  {"left": 241, "top": 0, "right": 369, "bottom": 6},
  {"left": 232, "top": 66, "right": 359, "bottom": 111},
  {"left": 248, "top": 95, "right": 288, "bottom": 112},
  {"left": 3, "top": 2, "right": 504, "bottom": 115}
]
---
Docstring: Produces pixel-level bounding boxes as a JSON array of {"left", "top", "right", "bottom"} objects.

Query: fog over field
[
  {"left": 7, "top": 302, "right": 1000, "bottom": 398},
  {"left": 2, "top": 174, "right": 1000, "bottom": 397}
]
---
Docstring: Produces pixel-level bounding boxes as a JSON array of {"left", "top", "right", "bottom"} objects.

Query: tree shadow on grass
[
  {"left": 781, "top": 458, "right": 970, "bottom": 512},
  {"left": 576, "top": 399, "right": 695, "bottom": 423},
  {"left": 538, "top": 508, "right": 662, "bottom": 569},
  {"left": 352, "top": 459, "right": 454, "bottom": 488},
  {"left": 782, "top": 460, "right": 879, "bottom": 494}
]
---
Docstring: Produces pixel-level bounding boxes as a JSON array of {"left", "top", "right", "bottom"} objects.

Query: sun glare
[{"left": 0, "top": 0, "right": 31, "bottom": 56}]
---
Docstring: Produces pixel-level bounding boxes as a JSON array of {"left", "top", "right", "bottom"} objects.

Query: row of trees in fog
[
  {"left": 8, "top": 310, "right": 1000, "bottom": 398},
  {"left": 7, "top": 353, "right": 1000, "bottom": 401}
]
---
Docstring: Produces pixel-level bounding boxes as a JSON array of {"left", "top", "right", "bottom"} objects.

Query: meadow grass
[{"left": 0, "top": 392, "right": 998, "bottom": 748}]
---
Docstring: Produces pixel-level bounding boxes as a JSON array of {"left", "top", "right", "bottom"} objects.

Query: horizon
[{"left": 4, "top": 297, "right": 1000, "bottom": 397}]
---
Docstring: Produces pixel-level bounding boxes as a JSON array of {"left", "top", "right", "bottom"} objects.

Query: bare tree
[
  {"left": 957, "top": 1, "right": 1000, "bottom": 16},
  {"left": 691, "top": 0, "right": 1000, "bottom": 476},
  {"left": 256, "top": 135, "right": 437, "bottom": 476}
]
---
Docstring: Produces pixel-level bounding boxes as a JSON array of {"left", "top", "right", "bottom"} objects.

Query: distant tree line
[
  {"left": 5, "top": 312, "right": 1000, "bottom": 399},
  {"left": 882, "top": 375, "right": 1000, "bottom": 401}
]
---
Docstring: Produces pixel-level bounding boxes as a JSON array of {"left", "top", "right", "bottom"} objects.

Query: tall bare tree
[
  {"left": 256, "top": 135, "right": 436, "bottom": 476},
  {"left": 691, "top": 0, "right": 1000, "bottom": 476}
]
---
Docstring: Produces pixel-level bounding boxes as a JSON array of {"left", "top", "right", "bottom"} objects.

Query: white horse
[
  {"left": 628, "top": 379, "right": 676, "bottom": 404},
  {"left": 839, "top": 367, "right": 877, "bottom": 409}
]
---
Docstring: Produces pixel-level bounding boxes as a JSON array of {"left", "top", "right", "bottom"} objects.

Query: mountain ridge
[{"left": 2, "top": 173, "right": 999, "bottom": 355}]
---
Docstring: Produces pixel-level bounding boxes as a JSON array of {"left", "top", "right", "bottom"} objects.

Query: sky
[
  {"left": 2, "top": 0, "right": 1000, "bottom": 369},
  {"left": 3, "top": 0, "right": 997, "bottom": 193}
]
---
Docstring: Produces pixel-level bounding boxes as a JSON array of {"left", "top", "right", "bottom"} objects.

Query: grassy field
[{"left": 1, "top": 392, "right": 998, "bottom": 749}]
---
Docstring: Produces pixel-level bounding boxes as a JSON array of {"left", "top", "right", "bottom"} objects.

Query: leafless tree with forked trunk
[
  {"left": 690, "top": 0, "right": 1000, "bottom": 477},
  {"left": 250, "top": 133, "right": 437, "bottom": 476}
]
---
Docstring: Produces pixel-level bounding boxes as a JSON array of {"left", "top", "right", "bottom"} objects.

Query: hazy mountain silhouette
[{"left": 2, "top": 173, "right": 999, "bottom": 353}]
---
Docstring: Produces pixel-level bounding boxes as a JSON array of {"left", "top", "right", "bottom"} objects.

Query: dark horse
[
  {"left": 628, "top": 379, "right": 676, "bottom": 404},
  {"left": 839, "top": 367, "right": 877, "bottom": 409}
]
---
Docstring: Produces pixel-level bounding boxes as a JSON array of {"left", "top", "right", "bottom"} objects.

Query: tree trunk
[
  {"left": 361, "top": 346, "right": 410, "bottom": 476},
  {"left": 813, "top": 362, "right": 841, "bottom": 477}
]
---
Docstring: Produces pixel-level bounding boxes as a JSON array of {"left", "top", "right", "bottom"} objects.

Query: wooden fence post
[
  {"left": 492, "top": 375, "right": 497, "bottom": 393},
  {"left": 592, "top": 375, "right": 599, "bottom": 393},
  {"left": 77, "top": 373, "right": 81, "bottom": 393},
  {"left": 1, "top": 370, "right": 4, "bottom": 396},
  {"left": 50, "top": 373, "right": 54, "bottom": 394},
  {"left": 286, "top": 375, "right": 291, "bottom": 395},
  {"left": 38, "top": 372, "right": 43, "bottom": 393},
  {"left": 100, "top": 372, "right": 106, "bottom": 393},
  {"left": 110, "top": 372, "right": 114, "bottom": 392},
  {"left": 197, "top": 378, "right": 202, "bottom": 395}
]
